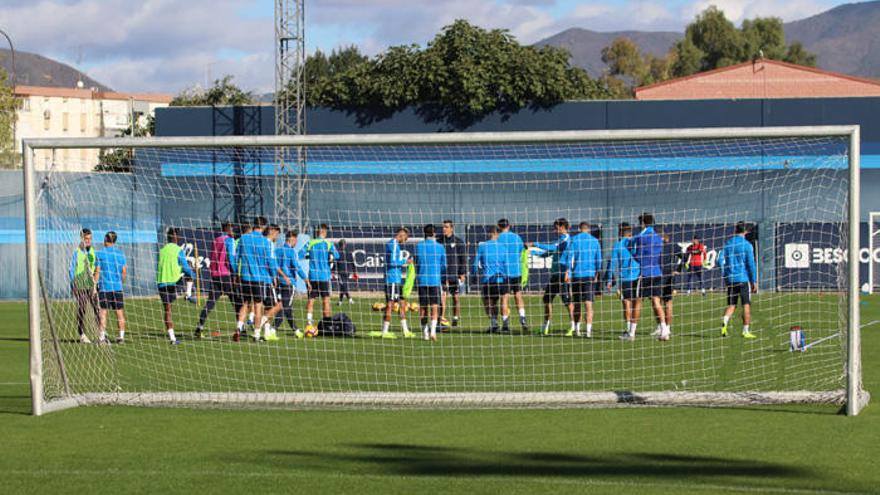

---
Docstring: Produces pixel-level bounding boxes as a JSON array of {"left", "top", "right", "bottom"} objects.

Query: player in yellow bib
[{"left": 157, "top": 228, "right": 195, "bottom": 344}]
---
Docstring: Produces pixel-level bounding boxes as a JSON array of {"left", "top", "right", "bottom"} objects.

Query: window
[
  {"left": 80, "top": 113, "right": 87, "bottom": 133},
  {"left": 62, "top": 112, "right": 69, "bottom": 132},
  {"left": 20, "top": 99, "right": 31, "bottom": 112},
  {"left": 43, "top": 110, "right": 50, "bottom": 131}
]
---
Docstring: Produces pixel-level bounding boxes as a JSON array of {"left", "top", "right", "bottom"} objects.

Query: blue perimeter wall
[{"left": 1, "top": 98, "right": 878, "bottom": 299}]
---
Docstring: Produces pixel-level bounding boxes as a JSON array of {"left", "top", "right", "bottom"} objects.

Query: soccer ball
[
  {"left": 407, "top": 302, "right": 420, "bottom": 312},
  {"left": 371, "top": 301, "right": 386, "bottom": 312},
  {"left": 304, "top": 324, "right": 319, "bottom": 338}
]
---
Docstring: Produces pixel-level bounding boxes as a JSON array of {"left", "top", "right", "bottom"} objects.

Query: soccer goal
[{"left": 22, "top": 127, "right": 869, "bottom": 416}]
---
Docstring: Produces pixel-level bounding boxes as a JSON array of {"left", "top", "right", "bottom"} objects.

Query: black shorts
[
  {"left": 689, "top": 265, "right": 704, "bottom": 273},
  {"left": 240, "top": 280, "right": 269, "bottom": 304},
  {"left": 727, "top": 283, "right": 751, "bottom": 306},
  {"left": 443, "top": 277, "right": 461, "bottom": 295},
  {"left": 210, "top": 276, "right": 239, "bottom": 302},
  {"left": 543, "top": 273, "right": 571, "bottom": 305},
  {"left": 99, "top": 291, "right": 124, "bottom": 310},
  {"left": 158, "top": 284, "right": 178, "bottom": 304},
  {"left": 418, "top": 285, "right": 441, "bottom": 307},
  {"left": 278, "top": 284, "right": 295, "bottom": 307},
  {"left": 505, "top": 276, "right": 522, "bottom": 294},
  {"left": 640, "top": 276, "right": 663, "bottom": 299},
  {"left": 385, "top": 283, "right": 403, "bottom": 302},
  {"left": 481, "top": 282, "right": 503, "bottom": 299},
  {"left": 620, "top": 280, "right": 640, "bottom": 301},
  {"left": 309, "top": 280, "right": 331, "bottom": 299},
  {"left": 571, "top": 278, "right": 595, "bottom": 303},
  {"left": 661, "top": 276, "right": 674, "bottom": 302}
]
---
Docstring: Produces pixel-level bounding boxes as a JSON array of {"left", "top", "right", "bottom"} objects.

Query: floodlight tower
[{"left": 274, "top": 0, "right": 306, "bottom": 230}]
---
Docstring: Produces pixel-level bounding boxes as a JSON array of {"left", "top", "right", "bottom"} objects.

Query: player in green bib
[
  {"left": 69, "top": 228, "right": 100, "bottom": 343},
  {"left": 157, "top": 228, "right": 195, "bottom": 344}
]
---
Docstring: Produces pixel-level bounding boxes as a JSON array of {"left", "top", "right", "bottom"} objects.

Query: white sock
[
  {"left": 307, "top": 312, "right": 313, "bottom": 324},
  {"left": 382, "top": 321, "right": 390, "bottom": 333},
  {"left": 401, "top": 319, "right": 409, "bottom": 332},
  {"left": 570, "top": 321, "right": 576, "bottom": 331},
  {"left": 248, "top": 311, "right": 255, "bottom": 322},
  {"left": 631, "top": 323, "right": 638, "bottom": 335},
  {"left": 543, "top": 320, "right": 551, "bottom": 331},
  {"left": 626, "top": 322, "right": 633, "bottom": 333},
  {"left": 743, "top": 324, "right": 750, "bottom": 334},
  {"left": 502, "top": 315, "right": 509, "bottom": 323},
  {"left": 167, "top": 328, "right": 176, "bottom": 342},
  {"left": 185, "top": 281, "right": 193, "bottom": 297},
  {"left": 723, "top": 315, "right": 730, "bottom": 325},
  {"left": 118, "top": 330, "right": 125, "bottom": 339},
  {"left": 518, "top": 308, "right": 526, "bottom": 318},
  {"left": 236, "top": 321, "right": 244, "bottom": 331},
  {"left": 586, "top": 323, "right": 593, "bottom": 334},
  {"left": 260, "top": 316, "right": 269, "bottom": 327},
  {"left": 430, "top": 319, "right": 437, "bottom": 337},
  {"left": 576, "top": 322, "right": 582, "bottom": 332},
  {"left": 254, "top": 326, "right": 261, "bottom": 339},
  {"left": 99, "top": 330, "right": 107, "bottom": 341}
]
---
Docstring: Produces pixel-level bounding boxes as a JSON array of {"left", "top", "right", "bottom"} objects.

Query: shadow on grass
[
  {"left": 261, "top": 442, "right": 810, "bottom": 482},
  {"left": 0, "top": 337, "right": 29, "bottom": 342},
  {"left": 0, "top": 396, "right": 32, "bottom": 415}
]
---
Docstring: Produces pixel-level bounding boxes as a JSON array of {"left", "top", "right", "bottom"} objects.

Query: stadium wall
[{"left": 4, "top": 99, "right": 879, "bottom": 299}]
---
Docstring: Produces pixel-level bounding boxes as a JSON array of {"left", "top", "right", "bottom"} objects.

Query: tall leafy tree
[
  {"left": 601, "top": 37, "right": 673, "bottom": 96},
  {"left": 669, "top": 6, "right": 818, "bottom": 77},
  {"left": 307, "top": 20, "right": 610, "bottom": 126},
  {"left": 171, "top": 75, "right": 255, "bottom": 106},
  {"left": 0, "top": 69, "right": 18, "bottom": 169}
]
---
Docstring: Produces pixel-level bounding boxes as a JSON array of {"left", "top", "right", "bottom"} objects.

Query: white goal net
[{"left": 22, "top": 128, "right": 867, "bottom": 415}]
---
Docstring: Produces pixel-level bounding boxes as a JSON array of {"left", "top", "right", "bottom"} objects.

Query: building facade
[{"left": 14, "top": 86, "right": 172, "bottom": 171}]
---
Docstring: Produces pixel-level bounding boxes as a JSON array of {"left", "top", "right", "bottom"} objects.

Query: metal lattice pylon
[{"left": 274, "top": 0, "right": 306, "bottom": 230}]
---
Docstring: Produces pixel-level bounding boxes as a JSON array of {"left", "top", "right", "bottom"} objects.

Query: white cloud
[
  {"left": 683, "top": 0, "right": 834, "bottom": 24},
  {"left": 0, "top": 0, "right": 846, "bottom": 94},
  {"left": 0, "top": 0, "right": 272, "bottom": 93}
]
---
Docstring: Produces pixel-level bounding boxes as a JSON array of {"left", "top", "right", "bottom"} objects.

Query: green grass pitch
[{"left": 0, "top": 295, "right": 878, "bottom": 494}]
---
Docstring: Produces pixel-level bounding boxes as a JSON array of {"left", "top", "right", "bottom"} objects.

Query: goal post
[{"left": 22, "top": 126, "right": 868, "bottom": 416}]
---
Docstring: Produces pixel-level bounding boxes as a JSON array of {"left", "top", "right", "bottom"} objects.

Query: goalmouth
[{"left": 22, "top": 126, "right": 869, "bottom": 416}]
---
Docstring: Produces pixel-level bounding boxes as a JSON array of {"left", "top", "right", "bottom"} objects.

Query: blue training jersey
[
  {"left": 497, "top": 230, "right": 524, "bottom": 278},
  {"left": 632, "top": 226, "right": 663, "bottom": 278},
  {"left": 561, "top": 231, "right": 603, "bottom": 279},
  {"left": 415, "top": 238, "right": 446, "bottom": 287},
  {"left": 607, "top": 237, "right": 640, "bottom": 283},
  {"left": 473, "top": 239, "right": 505, "bottom": 284},
  {"left": 96, "top": 246, "right": 126, "bottom": 292},
  {"left": 305, "top": 238, "right": 339, "bottom": 282},
  {"left": 385, "top": 238, "right": 407, "bottom": 284},
  {"left": 278, "top": 243, "right": 307, "bottom": 285},
  {"left": 236, "top": 231, "right": 277, "bottom": 283},
  {"left": 533, "top": 233, "right": 570, "bottom": 274},
  {"left": 719, "top": 235, "right": 757, "bottom": 284}
]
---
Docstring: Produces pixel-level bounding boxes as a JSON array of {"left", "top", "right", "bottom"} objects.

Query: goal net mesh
[{"left": 31, "top": 134, "right": 853, "bottom": 409}]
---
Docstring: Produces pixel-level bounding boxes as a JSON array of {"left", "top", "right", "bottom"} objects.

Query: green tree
[
  {"left": 669, "top": 6, "right": 818, "bottom": 77},
  {"left": 600, "top": 37, "right": 673, "bottom": 96},
  {"left": 784, "top": 42, "right": 817, "bottom": 67},
  {"left": 0, "top": 69, "right": 19, "bottom": 169},
  {"left": 306, "top": 20, "right": 610, "bottom": 126},
  {"left": 94, "top": 115, "right": 155, "bottom": 173},
  {"left": 171, "top": 75, "right": 254, "bottom": 106}
]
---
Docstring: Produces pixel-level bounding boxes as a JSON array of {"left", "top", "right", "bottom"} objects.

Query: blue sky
[{"left": 0, "top": 0, "right": 853, "bottom": 94}]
